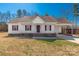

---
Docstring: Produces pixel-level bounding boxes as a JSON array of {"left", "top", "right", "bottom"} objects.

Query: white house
[{"left": 7, "top": 16, "right": 74, "bottom": 36}]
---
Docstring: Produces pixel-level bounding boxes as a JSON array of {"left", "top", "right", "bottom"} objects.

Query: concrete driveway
[
  {"left": 68, "top": 38, "right": 79, "bottom": 44},
  {"left": 57, "top": 34, "right": 79, "bottom": 44}
]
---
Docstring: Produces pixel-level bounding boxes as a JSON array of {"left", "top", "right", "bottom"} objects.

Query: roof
[
  {"left": 42, "top": 16, "right": 57, "bottom": 22},
  {"left": 8, "top": 16, "right": 57, "bottom": 23},
  {"left": 8, "top": 16, "right": 73, "bottom": 24},
  {"left": 9, "top": 16, "right": 36, "bottom": 23},
  {"left": 57, "top": 18, "right": 73, "bottom": 24}
]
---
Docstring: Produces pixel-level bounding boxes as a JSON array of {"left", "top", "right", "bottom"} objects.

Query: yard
[{"left": 0, "top": 32, "right": 79, "bottom": 56}]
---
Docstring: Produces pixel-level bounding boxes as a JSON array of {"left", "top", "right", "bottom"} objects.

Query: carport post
[
  {"left": 64, "top": 26, "right": 67, "bottom": 35},
  {"left": 55, "top": 25, "right": 58, "bottom": 37},
  {"left": 71, "top": 25, "right": 73, "bottom": 35}
]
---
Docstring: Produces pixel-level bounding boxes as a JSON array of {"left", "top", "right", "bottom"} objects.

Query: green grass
[{"left": 38, "top": 39, "right": 79, "bottom": 46}]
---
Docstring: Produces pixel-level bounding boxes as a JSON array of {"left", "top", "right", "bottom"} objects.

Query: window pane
[
  {"left": 25, "top": 25, "right": 31, "bottom": 31},
  {"left": 12, "top": 25, "right": 18, "bottom": 31}
]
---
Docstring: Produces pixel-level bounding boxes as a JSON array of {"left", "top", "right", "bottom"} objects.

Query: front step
[
  {"left": 32, "top": 34, "right": 57, "bottom": 39},
  {"left": 32, "top": 34, "right": 56, "bottom": 37},
  {"left": 32, "top": 37, "right": 57, "bottom": 39}
]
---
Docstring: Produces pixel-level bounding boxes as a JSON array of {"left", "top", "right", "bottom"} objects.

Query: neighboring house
[{"left": 7, "top": 16, "right": 74, "bottom": 36}]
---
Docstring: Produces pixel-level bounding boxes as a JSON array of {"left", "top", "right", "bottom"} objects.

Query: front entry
[{"left": 36, "top": 25, "right": 40, "bottom": 33}]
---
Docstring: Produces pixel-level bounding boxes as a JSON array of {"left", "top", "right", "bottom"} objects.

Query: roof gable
[{"left": 32, "top": 16, "right": 45, "bottom": 23}]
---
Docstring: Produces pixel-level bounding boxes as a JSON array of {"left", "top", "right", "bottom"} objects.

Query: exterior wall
[
  {"left": 8, "top": 23, "right": 62, "bottom": 34},
  {"left": 8, "top": 23, "right": 34, "bottom": 34},
  {"left": 54, "top": 25, "right": 62, "bottom": 33},
  {"left": 8, "top": 16, "right": 62, "bottom": 34},
  {"left": 41, "top": 24, "right": 55, "bottom": 33}
]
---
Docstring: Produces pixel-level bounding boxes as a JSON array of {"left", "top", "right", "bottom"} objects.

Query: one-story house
[{"left": 7, "top": 15, "right": 75, "bottom": 37}]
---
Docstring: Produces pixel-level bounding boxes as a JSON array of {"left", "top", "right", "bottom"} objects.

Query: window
[
  {"left": 12, "top": 25, "right": 18, "bottom": 31},
  {"left": 45, "top": 25, "right": 47, "bottom": 31},
  {"left": 45, "top": 25, "right": 52, "bottom": 31},
  {"left": 25, "top": 25, "right": 31, "bottom": 31},
  {"left": 49, "top": 25, "right": 51, "bottom": 31}
]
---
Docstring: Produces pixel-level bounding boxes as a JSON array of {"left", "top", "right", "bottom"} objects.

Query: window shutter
[
  {"left": 17, "top": 25, "right": 18, "bottom": 30},
  {"left": 45, "top": 25, "right": 47, "bottom": 31},
  {"left": 25, "top": 25, "right": 27, "bottom": 30},
  {"left": 30, "top": 25, "right": 31, "bottom": 30},
  {"left": 49, "top": 25, "right": 51, "bottom": 31}
]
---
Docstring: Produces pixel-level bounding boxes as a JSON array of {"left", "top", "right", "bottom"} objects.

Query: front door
[{"left": 36, "top": 25, "right": 40, "bottom": 33}]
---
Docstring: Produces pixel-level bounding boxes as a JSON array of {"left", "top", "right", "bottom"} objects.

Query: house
[{"left": 7, "top": 15, "right": 74, "bottom": 37}]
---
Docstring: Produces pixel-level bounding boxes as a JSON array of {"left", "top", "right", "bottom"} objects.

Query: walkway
[
  {"left": 67, "top": 37, "right": 79, "bottom": 44},
  {"left": 57, "top": 34, "right": 79, "bottom": 44}
]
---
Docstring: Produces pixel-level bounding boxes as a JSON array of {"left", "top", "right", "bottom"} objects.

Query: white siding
[
  {"left": 32, "top": 16, "right": 45, "bottom": 24},
  {"left": 8, "top": 16, "right": 62, "bottom": 34},
  {"left": 8, "top": 23, "right": 35, "bottom": 34},
  {"left": 54, "top": 26, "right": 62, "bottom": 33},
  {"left": 8, "top": 23, "right": 18, "bottom": 34},
  {"left": 8, "top": 23, "right": 62, "bottom": 34},
  {"left": 41, "top": 24, "right": 54, "bottom": 33}
]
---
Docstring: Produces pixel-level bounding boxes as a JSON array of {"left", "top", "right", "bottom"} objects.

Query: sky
[{"left": 0, "top": 3, "right": 79, "bottom": 25}]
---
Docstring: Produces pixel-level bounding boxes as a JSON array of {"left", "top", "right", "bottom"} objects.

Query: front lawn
[{"left": 0, "top": 32, "right": 79, "bottom": 56}]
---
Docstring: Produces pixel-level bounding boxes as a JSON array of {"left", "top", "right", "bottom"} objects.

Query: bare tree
[
  {"left": 45, "top": 13, "right": 49, "bottom": 16},
  {"left": 23, "top": 9, "right": 27, "bottom": 16},
  {"left": 73, "top": 3, "right": 79, "bottom": 34},
  {"left": 35, "top": 12, "right": 39, "bottom": 16},
  {"left": 17, "top": 9, "right": 22, "bottom": 18},
  {"left": 60, "top": 8, "right": 71, "bottom": 19}
]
